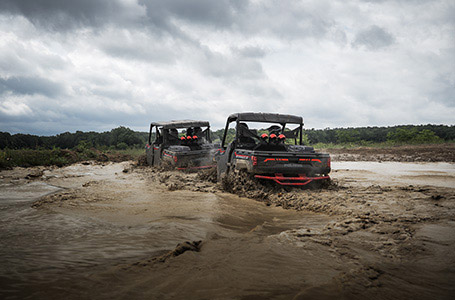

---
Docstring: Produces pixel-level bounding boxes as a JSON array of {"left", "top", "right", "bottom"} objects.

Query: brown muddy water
[{"left": 0, "top": 162, "right": 454, "bottom": 299}]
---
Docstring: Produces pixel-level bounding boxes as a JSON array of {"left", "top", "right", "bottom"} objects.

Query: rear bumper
[
  {"left": 251, "top": 164, "right": 331, "bottom": 177},
  {"left": 254, "top": 174, "right": 330, "bottom": 186}
]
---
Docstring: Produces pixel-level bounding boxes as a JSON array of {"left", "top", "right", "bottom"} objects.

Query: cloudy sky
[{"left": 0, "top": 0, "right": 454, "bottom": 135}]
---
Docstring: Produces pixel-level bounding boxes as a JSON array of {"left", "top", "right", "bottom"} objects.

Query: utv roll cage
[
  {"left": 221, "top": 112, "right": 304, "bottom": 148},
  {"left": 148, "top": 120, "right": 211, "bottom": 145}
]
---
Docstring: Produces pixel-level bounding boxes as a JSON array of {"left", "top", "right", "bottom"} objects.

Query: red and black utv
[
  {"left": 216, "top": 113, "right": 331, "bottom": 186},
  {"left": 146, "top": 120, "right": 218, "bottom": 170}
]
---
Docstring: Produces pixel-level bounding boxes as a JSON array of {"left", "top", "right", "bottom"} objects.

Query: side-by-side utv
[
  {"left": 216, "top": 113, "right": 331, "bottom": 185},
  {"left": 146, "top": 120, "right": 218, "bottom": 170}
]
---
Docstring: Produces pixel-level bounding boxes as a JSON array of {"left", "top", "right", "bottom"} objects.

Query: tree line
[
  {"left": 0, "top": 124, "right": 453, "bottom": 150},
  {"left": 0, "top": 127, "right": 148, "bottom": 150},
  {"left": 210, "top": 124, "right": 454, "bottom": 145}
]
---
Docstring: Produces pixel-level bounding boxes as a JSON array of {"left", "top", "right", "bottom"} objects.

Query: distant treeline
[
  {"left": 211, "top": 124, "right": 454, "bottom": 145},
  {"left": 303, "top": 124, "right": 454, "bottom": 144},
  {"left": 1, "top": 124, "right": 454, "bottom": 150},
  {"left": 0, "top": 127, "right": 148, "bottom": 150}
]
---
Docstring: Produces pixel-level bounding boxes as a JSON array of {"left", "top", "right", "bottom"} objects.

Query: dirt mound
[
  {"left": 196, "top": 167, "right": 217, "bottom": 183},
  {"left": 137, "top": 154, "right": 147, "bottom": 166},
  {"left": 323, "top": 143, "right": 455, "bottom": 162}
]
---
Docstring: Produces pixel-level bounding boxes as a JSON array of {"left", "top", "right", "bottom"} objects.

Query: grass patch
[
  {"left": 312, "top": 140, "right": 450, "bottom": 150},
  {"left": 0, "top": 147, "right": 145, "bottom": 169}
]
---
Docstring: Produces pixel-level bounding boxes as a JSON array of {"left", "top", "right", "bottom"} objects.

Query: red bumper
[{"left": 254, "top": 173, "right": 330, "bottom": 186}]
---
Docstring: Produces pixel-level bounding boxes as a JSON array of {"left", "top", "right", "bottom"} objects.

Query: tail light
[
  {"left": 327, "top": 157, "right": 331, "bottom": 168},
  {"left": 174, "top": 155, "right": 178, "bottom": 163},
  {"left": 252, "top": 156, "right": 257, "bottom": 166}
]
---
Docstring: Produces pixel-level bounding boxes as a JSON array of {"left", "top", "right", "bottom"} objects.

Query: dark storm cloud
[
  {"left": 353, "top": 25, "right": 395, "bottom": 50},
  {"left": 0, "top": 0, "right": 333, "bottom": 40},
  {"left": 139, "top": 0, "right": 245, "bottom": 27},
  {"left": 0, "top": 0, "right": 245, "bottom": 32},
  {"left": 0, "top": 0, "right": 135, "bottom": 30},
  {"left": 233, "top": 46, "right": 266, "bottom": 58},
  {"left": 0, "top": 76, "right": 63, "bottom": 97}
]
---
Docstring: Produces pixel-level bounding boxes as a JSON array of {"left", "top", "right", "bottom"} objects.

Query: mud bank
[
  {"left": 1, "top": 160, "right": 454, "bottom": 299},
  {"left": 321, "top": 143, "right": 455, "bottom": 162}
]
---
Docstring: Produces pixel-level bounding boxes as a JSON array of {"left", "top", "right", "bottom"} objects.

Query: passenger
[
  {"left": 168, "top": 128, "right": 180, "bottom": 145},
  {"left": 269, "top": 133, "right": 278, "bottom": 144},
  {"left": 260, "top": 133, "right": 268, "bottom": 143},
  {"left": 238, "top": 123, "right": 256, "bottom": 145},
  {"left": 193, "top": 127, "right": 203, "bottom": 141}
]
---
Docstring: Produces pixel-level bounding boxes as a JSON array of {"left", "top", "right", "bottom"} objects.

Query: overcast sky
[{"left": 0, "top": 0, "right": 454, "bottom": 135}]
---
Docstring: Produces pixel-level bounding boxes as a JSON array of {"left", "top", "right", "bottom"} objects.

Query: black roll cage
[
  {"left": 148, "top": 120, "right": 211, "bottom": 145},
  {"left": 221, "top": 113, "right": 304, "bottom": 148}
]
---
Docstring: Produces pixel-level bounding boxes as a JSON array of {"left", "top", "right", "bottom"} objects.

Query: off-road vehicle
[
  {"left": 146, "top": 120, "right": 217, "bottom": 169},
  {"left": 216, "top": 113, "right": 331, "bottom": 185}
]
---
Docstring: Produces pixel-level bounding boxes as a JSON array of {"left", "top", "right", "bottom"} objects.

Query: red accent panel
[
  {"left": 264, "top": 158, "right": 288, "bottom": 162},
  {"left": 234, "top": 152, "right": 250, "bottom": 159}
]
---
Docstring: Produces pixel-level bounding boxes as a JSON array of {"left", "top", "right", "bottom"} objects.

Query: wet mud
[
  {"left": 0, "top": 158, "right": 454, "bottom": 299},
  {"left": 323, "top": 143, "right": 455, "bottom": 162}
]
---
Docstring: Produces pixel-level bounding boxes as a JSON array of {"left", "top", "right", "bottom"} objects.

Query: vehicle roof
[
  {"left": 150, "top": 120, "right": 210, "bottom": 129},
  {"left": 227, "top": 112, "right": 303, "bottom": 124}
]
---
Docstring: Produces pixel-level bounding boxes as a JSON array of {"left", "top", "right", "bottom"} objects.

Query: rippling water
[{"left": 0, "top": 178, "right": 328, "bottom": 299}]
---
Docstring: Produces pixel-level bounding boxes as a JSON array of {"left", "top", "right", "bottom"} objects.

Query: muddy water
[
  {"left": 333, "top": 161, "right": 455, "bottom": 188},
  {"left": 1, "top": 161, "right": 454, "bottom": 299},
  {"left": 0, "top": 165, "right": 330, "bottom": 299}
]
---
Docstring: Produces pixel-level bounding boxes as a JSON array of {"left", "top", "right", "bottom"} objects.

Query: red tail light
[
  {"left": 252, "top": 156, "right": 257, "bottom": 166},
  {"left": 174, "top": 156, "right": 178, "bottom": 162}
]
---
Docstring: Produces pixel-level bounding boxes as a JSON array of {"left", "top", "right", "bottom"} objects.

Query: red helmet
[
  {"left": 270, "top": 133, "right": 277, "bottom": 139},
  {"left": 278, "top": 134, "right": 286, "bottom": 140},
  {"left": 186, "top": 135, "right": 192, "bottom": 140},
  {"left": 180, "top": 136, "right": 186, "bottom": 141},
  {"left": 261, "top": 133, "right": 268, "bottom": 139},
  {"left": 193, "top": 135, "right": 198, "bottom": 139}
]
